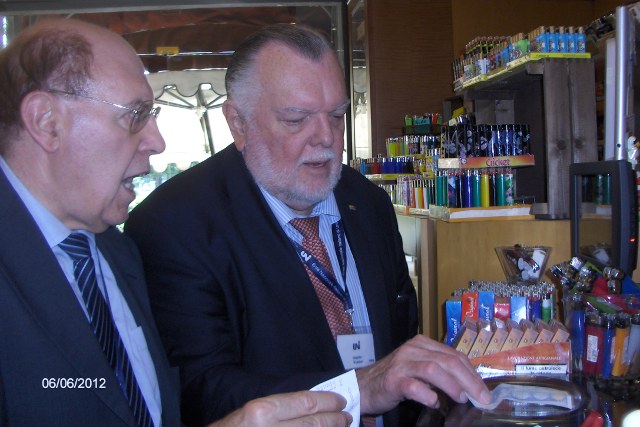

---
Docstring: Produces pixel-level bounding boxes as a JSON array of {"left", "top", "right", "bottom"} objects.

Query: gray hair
[{"left": 225, "top": 23, "right": 333, "bottom": 116}]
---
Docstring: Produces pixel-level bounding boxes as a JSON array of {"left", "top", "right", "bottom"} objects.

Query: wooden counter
[{"left": 396, "top": 214, "right": 572, "bottom": 340}]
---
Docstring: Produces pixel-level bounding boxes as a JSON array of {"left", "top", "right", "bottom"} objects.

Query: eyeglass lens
[{"left": 130, "top": 105, "right": 160, "bottom": 134}]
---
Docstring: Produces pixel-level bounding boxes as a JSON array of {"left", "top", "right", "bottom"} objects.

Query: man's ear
[
  {"left": 222, "top": 99, "right": 247, "bottom": 151},
  {"left": 20, "top": 91, "right": 61, "bottom": 152}
]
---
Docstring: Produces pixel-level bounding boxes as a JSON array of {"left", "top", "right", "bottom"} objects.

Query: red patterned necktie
[
  {"left": 290, "top": 218, "right": 377, "bottom": 427},
  {"left": 290, "top": 217, "right": 354, "bottom": 340}
]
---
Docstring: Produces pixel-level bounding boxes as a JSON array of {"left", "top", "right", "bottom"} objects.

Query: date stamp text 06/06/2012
[{"left": 41, "top": 378, "right": 106, "bottom": 389}]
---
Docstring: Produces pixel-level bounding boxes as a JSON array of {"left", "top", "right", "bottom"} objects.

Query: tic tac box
[
  {"left": 484, "top": 319, "right": 508, "bottom": 356},
  {"left": 501, "top": 319, "right": 524, "bottom": 351},
  {"left": 534, "top": 319, "right": 554, "bottom": 344},
  {"left": 549, "top": 319, "right": 571, "bottom": 343},
  {"left": 518, "top": 319, "right": 539, "bottom": 348},
  {"left": 468, "top": 319, "right": 492, "bottom": 358},
  {"left": 454, "top": 318, "right": 478, "bottom": 356}
]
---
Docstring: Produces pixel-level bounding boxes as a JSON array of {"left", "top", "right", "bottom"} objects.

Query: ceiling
[{"left": 3, "top": 2, "right": 342, "bottom": 71}]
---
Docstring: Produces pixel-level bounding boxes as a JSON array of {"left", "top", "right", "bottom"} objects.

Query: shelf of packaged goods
[
  {"left": 393, "top": 204, "right": 534, "bottom": 222},
  {"left": 437, "top": 154, "right": 535, "bottom": 170},
  {"left": 455, "top": 52, "right": 591, "bottom": 92},
  {"left": 393, "top": 204, "right": 430, "bottom": 217},
  {"left": 402, "top": 124, "right": 443, "bottom": 135},
  {"left": 366, "top": 173, "right": 421, "bottom": 182},
  {"left": 428, "top": 204, "right": 534, "bottom": 222},
  {"left": 379, "top": 153, "right": 428, "bottom": 160}
]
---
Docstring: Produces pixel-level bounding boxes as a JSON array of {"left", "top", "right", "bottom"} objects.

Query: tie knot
[
  {"left": 290, "top": 216, "right": 320, "bottom": 240},
  {"left": 59, "top": 232, "right": 91, "bottom": 262}
]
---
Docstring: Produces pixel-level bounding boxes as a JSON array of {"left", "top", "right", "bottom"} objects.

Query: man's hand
[
  {"left": 356, "top": 335, "right": 491, "bottom": 415},
  {"left": 209, "top": 390, "right": 353, "bottom": 427}
]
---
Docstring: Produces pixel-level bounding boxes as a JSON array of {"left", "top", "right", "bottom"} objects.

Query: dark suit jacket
[
  {"left": 125, "top": 144, "right": 419, "bottom": 427},
  {"left": 0, "top": 168, "right": 181, "bottom": 427}
]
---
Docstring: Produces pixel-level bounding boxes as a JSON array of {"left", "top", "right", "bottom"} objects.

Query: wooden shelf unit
[{"left": 453, "top": 57, "right": 598, "bottom": 219}]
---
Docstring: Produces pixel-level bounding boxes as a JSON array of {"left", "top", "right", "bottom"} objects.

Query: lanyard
[{"left": 292, "top": 219, "right": 353, "bottom": 315}]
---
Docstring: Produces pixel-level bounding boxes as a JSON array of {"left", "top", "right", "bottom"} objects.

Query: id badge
[{"left": 337, "top": 333, "right": 375, "bottom": 370}]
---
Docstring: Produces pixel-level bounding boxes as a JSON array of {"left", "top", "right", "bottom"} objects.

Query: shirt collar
[{"left": 258, "top": 185, "right": 341, "bottom": 228}]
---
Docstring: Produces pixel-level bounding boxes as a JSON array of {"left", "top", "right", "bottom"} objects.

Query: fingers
[
  {"left": 358, "top": 335, "right": 491, "bottom": 414},
  {"left": 212, "top": 390, "right": 352, "bottom": 427},
  {"left": 276, "top": 412, "right": 353, "bottom": 427},
  {"left": 410, "top": 337, "right": 490, "bottom": 404},
  {"left": 356, "top": 341, "right": 441, "bottom": 413},
  {"left": 409, "top": 336, "right": 491, "bottom": 404},
  {"left": 265, "top": 390, "right": 348, "bottom": 420}
]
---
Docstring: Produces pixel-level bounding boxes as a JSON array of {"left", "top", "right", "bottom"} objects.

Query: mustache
[{"left": 298, "top": 149, "right": 336, "bottom": 164}]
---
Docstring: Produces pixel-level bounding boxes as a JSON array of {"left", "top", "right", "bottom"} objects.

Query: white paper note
[{"left": 311, "top": 369, "right": 360, "bottom": 427}]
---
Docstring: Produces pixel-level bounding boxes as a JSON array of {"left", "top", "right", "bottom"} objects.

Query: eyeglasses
[{"left": 46, "top": 88, "right": 161, "bottom": 134}]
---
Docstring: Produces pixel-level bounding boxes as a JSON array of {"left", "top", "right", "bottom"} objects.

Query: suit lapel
[
  {"left": 334, "top": 172, "right": 393, "bottom": 357},
  {"left": 220, "top": 148, "right": 342, "bottom": 370},
  {"left": 97, "top": 230, "right": 152, "bottom": 336},
  {"left": 0, "top": 170, "right": 135, "bottom": 424},
  {"left": 97, "top": 230, "right": 180, "bottom": 425}
]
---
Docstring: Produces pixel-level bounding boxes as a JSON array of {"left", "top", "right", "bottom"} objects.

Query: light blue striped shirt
[{"left": 259, "top": 187, "right": 372, "bottom": 335}]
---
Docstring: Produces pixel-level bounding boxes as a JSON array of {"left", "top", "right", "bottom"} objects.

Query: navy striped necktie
[{"left": 59, "top": 233, "right": 153, "bottom": 427}]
